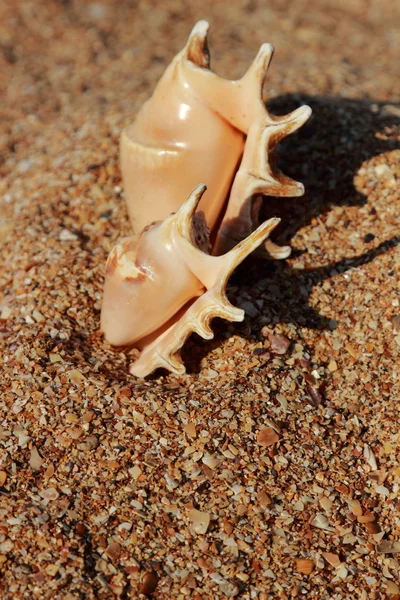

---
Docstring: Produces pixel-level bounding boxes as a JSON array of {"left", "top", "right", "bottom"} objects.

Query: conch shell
[
  {"left": 101, "top": 21, "right": 311, "bottom": 376},
  {"left": 102, "top": 185, "right": 280, "bottom": 376}
]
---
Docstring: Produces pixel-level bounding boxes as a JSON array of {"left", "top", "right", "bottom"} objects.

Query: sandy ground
[{"left": 1, "top": 0, "right": 400, "bottom": 598}]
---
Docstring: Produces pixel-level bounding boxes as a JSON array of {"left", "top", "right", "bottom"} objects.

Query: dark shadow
[
  {"left": 179, "top": 235, "right": 399, "bottom": 374},
  {"left": 261, "top": 94, "right": 399, "bottom": 245},
  {"left": 237, "top": 235, "right": 398, "bottom": 326},
  {"left": 179, "top": 95, "right": 400, "bottom": 374}
]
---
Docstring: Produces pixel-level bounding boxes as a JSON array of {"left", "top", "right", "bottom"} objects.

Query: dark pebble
[{"left": 140, "top": 571, "right": 159, "bottom": 595}]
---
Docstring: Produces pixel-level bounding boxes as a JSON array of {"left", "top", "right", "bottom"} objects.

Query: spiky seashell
[
  {"left": 101, "top": 185, "right": 280, "bottom": 376},
  {"left": 120, "top": 20, "right": 311, "bottom": 257},
  {"left": 101, "top": 21, "right": 312, "bottom": 376}
]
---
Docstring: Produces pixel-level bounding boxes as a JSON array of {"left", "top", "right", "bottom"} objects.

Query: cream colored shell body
[{"left": 121, "top": 63, "right": 244, "bottom": 236}]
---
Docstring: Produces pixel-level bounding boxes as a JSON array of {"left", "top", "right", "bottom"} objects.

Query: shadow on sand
[{"left": 179, "top": 95, "right": 400, "bottom": 373}]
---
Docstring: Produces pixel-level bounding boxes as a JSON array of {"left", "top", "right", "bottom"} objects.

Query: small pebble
[
  {"left": 82, "top": 435, "right": 100, "bottom": 450},
  {"left": 256, "top": 427, "right": 279, "bottom": 447},
  {"left": 188, "top": 509, "right": 211, "bottom": 534},
  {"left": 140, "top": 571, "right": 159, "bottom": 595},
  {"left": 295, "top": 559, "right": 314, "bottom": 575},
  {"left": 59, "top": 228, "right": 78, "bottom": 241},
  {"left": 105, "top": 541, "right": 121, "bottom": 561},
  {"left": 364, "top": 233, "right": 375, "bottom": 243}
]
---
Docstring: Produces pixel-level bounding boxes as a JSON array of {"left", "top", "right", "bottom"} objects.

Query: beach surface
[{"left": 1, "top": 0, "right": 399, "bottom": 598}]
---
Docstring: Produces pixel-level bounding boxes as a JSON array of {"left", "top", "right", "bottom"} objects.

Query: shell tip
[{"left": 186, "top": 21, "right": 211, "bottom": 68}]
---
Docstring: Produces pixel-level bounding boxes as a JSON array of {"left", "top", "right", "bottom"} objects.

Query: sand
[{"left": 1, "top": 0, "right": 399, "bottom": 598}]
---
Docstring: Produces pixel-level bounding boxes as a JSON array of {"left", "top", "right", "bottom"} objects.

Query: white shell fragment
[{"left": 188, "top": 508, "right": 211, "bottom": 534}]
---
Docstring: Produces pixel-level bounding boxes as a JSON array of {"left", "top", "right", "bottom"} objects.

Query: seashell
[
  {"left": 101, "top": 21, "right": 312, "bottom": 376},
  {"left": 121, "top": 20, "right": 311, "bottom": 257},
  {"left": 101, "top": 185, "right": 280, "bottom": 376}
]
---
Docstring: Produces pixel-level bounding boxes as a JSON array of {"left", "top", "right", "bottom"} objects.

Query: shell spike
[
  {"left": 175, "top": 183, "right": 206, "bottom": 225},
  {"left": 155, "top": 350, "right": 186, "bottom": 376},
  {"left": 269, "top": 105, "right": 312, "bottom": 148},
  {"left": 184, "top": 20, "right": 210, "bottom": 68},
  {"left": 173, "top": 183, "right": 207, "bottom": 241},
  {"left": 237, "top": 44, "right": 274, "bottom": 125},
  {"left": 192, "top": 319, "right": 214, "bottom": 340},
  {"left": 286, "top": 105, "right": 312, "bottom": 130},
  {"left": 196, "top": 217, "right": 280, "bottom": 290},
  {"left": 241, "top": 116, "right": 310, "bottom": 197},
  {"left": 241, "top": 43, "right": 274, "bottom": 92},
  {"left": 213, "top": 217, "right": 280, "bottom": 287}
]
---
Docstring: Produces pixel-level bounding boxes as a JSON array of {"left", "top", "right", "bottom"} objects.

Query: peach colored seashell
[{"left": 101, "top": 21, "right": 312, "bottom": 376}]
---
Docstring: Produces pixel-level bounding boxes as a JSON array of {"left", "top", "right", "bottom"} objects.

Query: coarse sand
[{"left": 0, "top": 0, "right": 399, "bottom": 598}]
